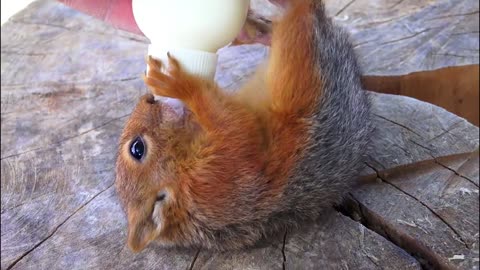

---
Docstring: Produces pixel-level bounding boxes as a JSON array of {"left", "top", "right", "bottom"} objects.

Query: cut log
[
  {"left": 248, "top": 0, "right": 480, "bottom": 75},
  {"left": 1, "top": 0, "right": 478, "bottom": 269},
  {"left": 245, "top": 0, "right": 480, "bottom": 125},
  {"left": 361, "top": 65, "right": 479, "bottom": 126}
]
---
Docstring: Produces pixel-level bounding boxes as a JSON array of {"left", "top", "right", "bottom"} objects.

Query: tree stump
[
  {"left": 246, "top": 0, "right": 480, "bottom": 126},
  {"left": 1, "top": 0, "right": 478, "bottom": 269}
]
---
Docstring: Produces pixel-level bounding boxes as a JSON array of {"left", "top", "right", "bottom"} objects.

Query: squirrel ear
[{"left": 127, "top": 220, "right": 155, "bottom": 253}]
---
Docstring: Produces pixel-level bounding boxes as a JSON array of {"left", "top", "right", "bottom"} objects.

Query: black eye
[
  {"left": 130, "top": 137, "right": 145, "bottom": 161},
  {"left": 156, "top": 193, "right": 166, "bottom": 202}
]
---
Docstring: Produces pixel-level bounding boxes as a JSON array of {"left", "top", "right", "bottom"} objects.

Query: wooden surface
[
  {"left": 1, "top": 0, "right": 479, "bottom": 269},
  {"left": 249, "top": 0, "right": 480, "bottom": 75},
  {"left": 246, "top": 0, "right": 480, "bottom": 126},
  {"left": 361, "top": 65, "right": 480, "bottom": 126}
]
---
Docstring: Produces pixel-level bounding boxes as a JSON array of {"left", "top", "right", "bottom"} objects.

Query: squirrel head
[{"left": 115, "top": 94, "right": 198, "bottom": 252}]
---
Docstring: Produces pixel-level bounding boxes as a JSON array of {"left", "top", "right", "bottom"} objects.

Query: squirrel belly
[{"left": 115, "top": 0, "right": 372, "bottom": 252}]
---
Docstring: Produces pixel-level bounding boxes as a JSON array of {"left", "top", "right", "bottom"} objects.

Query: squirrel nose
[{"left": 140, "top": 94, "right": 156, "bottom": 104}]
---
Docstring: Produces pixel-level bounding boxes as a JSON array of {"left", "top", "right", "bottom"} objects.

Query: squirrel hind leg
[{"left": 266, "top": 0, "right": 322, "bottom": 117}]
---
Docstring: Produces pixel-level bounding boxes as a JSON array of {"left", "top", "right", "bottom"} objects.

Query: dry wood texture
[
  {"left": 245, "top": 0, "right": 480, "bottom": 126},
  {"left": 361, "top": 65, "right": 480, "bottom": 126},
  {"left": 1, "top": 0, "right": 479, "bottom": 269}
]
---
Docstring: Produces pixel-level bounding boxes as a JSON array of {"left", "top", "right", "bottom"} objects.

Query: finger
[
  {"left": 233, "top": 18, "right": 272, "bottom": 46},
  {"left": 58, "top": 0, "right": 144, "bottom": 36},
  {"left": 147, "top": 56, "right": 162, "bottom": 71}
]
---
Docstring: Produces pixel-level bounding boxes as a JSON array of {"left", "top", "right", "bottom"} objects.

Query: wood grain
[
  {"left": 245, "top": 0, "right": 480, "bottom": 126},
  {"left": 1, "top": 0, "right": 478, "bottom": 269},
  {"left": 362, "top": 65, "right": 480, "bottom": 126}
]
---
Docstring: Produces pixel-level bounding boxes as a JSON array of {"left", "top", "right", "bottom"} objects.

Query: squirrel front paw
[{"left": 143, "top": 54, "right": 200, "bottom": 101}]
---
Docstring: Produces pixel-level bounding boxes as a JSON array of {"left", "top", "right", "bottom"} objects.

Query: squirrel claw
[{"left": 143, "top": 54, "right": 199, "bottom": 101}]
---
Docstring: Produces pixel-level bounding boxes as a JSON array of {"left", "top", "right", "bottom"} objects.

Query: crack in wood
[
  {"left": 389, "top": 0, "right": 405, "bottom": 9},
  {"left": 355, "top": 28, "right": 434, "bottom": 50},
  {"left": 433, "top": 53, "right": 477, "bottom": 58},
  {"left": 335, "top": 197, "right": 422, "bottom": 268},
  {"left": 281, "top": 229, "right": 288, "bottom": 270},
  {"left": 353, "top": 39, "right": 380, "bottom": 48},
  {"left": 6, "top": 183, "right": 114, "bottom": 270},
  {"left": 433, "top": 159, "right": 479, "bottom": 188},
  {"left": 188, "top": 248, "right": 200, "bottom": 270},
  {"left": 378, "top": 28, "right": 432, "bottom": 47},
  {"left": 335, "top": 0, "right": 357, "bottom": 16},
  {"left": 450, "top": 31, "right": 480, "bottom": 36},
  {"left": 365, "top": 154, "right": 386, "bottom": 170},
  {"left": 426, "top": 120, "right": 464, "bottom": 143},
  {"left": 425, "top": 10, "right": 479, "bottom": 21},
  {"left": 339, "top": 193, "right": 454, "bottom": 270},
  {"left": 9, "top": 20, "right": 71, "bottom": 30},
  {"left": 365, "top": 162, "right": 472, "bottom": 250},
  {"left": 370, "top": 14, "right": 409, "bottom": 26},
  {"left": 373, "top": 113, "right": 423, "bottom": 137},
  {"left": 409, "top": 140, "right": 479, "bottom": 188},
  {"left": 408, "top": 139, "right": 434, "bottom": 152}
]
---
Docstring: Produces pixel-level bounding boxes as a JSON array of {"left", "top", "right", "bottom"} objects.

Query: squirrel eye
[{"left": 130, "top": 137, "right": 146, "bottom": 161}]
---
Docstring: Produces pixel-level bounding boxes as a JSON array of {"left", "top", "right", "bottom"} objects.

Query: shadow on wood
[{"left": 362, "top": 65, "right": 480, "bottom": 127}]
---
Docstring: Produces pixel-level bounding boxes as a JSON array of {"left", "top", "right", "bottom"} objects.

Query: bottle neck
[{"left": 147, "top": 44, "right": 218, "bottom": 81}]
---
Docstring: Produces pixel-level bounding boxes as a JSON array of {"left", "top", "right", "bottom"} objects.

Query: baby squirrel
[{"left": 115, "top": 0, "right": 371, "bottom": 252}]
